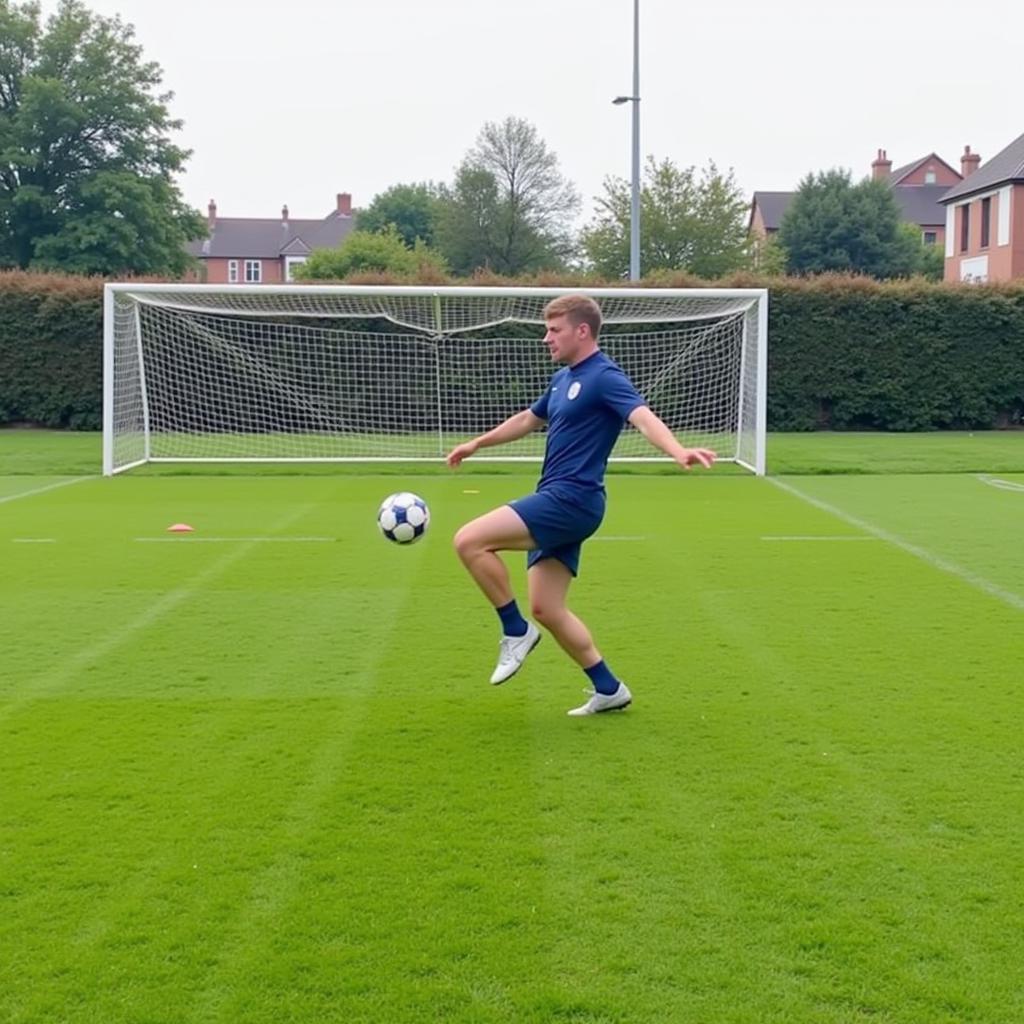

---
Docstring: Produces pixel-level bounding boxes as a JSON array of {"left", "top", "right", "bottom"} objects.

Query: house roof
[
  {"left": 891, "top": 184, "right": 950, "bottom": 227},
  {"left": 888, "top": 153, "right": 960, "bottom": 185},
  {"left": 750, "top": 184, "right": 947, "bottom": 233},
  {"left": 750, "top": 191, "right": 794, "bottom": 231},
  {"left": 941, "top": 131, "right": 1024, "bottom": 203},
  {"left": 187, "top": 212, "right": 354, "bottom": 259}
]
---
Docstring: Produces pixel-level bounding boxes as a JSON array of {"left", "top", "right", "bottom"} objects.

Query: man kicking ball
[{"left": 446, "top": 294, "right": 715, "bottom": 716}]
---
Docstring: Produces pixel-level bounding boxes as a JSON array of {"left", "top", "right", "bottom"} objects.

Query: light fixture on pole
[{"left": 612, "top": 0, "right": 640, "bottom": 281}]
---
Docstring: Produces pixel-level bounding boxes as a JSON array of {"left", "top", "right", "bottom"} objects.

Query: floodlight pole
[{"left": 613, "top": 0, "right": 641, "bottom": 281}]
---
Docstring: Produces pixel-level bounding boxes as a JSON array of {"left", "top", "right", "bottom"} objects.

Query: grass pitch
[{"left": 1, "top": 432, "right": 1023, "bottom": 1023}]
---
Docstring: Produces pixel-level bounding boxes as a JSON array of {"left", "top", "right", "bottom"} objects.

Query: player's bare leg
[
  {"left": 453, "top": 506, "right": 542, "bottom": 684},
  {"left": 527, "top": 558, "right": 632, "bottom": 715},
  {"left": 453, "top": 506, "right": 535, "bottom": 606},
  {"left": 526, "top": 557, "right": 599, "bottom": 667}
]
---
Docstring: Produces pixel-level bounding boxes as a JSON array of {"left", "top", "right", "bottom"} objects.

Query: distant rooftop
[
  {"left": 941, "top": 132, "right": 1024, "bottom": 203},
  {"left": 750, "top": 191, "right": 794, "bottom": 231},
  {"left": 187, "top": 195, "right": 355, "bottom": 259}
]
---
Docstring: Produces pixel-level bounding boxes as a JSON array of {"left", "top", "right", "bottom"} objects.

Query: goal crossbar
[{"left": 103, "top": 284, "right": 768, "bottom": 476}]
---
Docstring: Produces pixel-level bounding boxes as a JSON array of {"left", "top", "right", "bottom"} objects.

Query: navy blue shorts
[{"left": 508, "top": 489, "right": 605, "bottom": 577}]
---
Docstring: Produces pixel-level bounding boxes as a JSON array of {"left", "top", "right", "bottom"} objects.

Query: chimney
[
  {"left": 961, "top": 145, "right": 981, "bottom": 178},
  {"left": 281, "top": 204, "right": 289, "bottom": 225},
  {"left": 871, "top": 149, "right": 892, "bottom": 181},
  {"left": 336, "top": 192, "right": 352, "bottom": 216},
  {"left": 207, "top": 199, "right": 217, "bottom": 230}
]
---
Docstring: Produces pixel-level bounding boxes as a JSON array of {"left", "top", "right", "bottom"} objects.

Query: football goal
[{"left": 103, "top": 284, "right": 767, "bottom": 476}]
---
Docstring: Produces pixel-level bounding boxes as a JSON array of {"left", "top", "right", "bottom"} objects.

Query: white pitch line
[
  {"left": 761, "top": 535, "right": 877, "bottom": 542},
  {"left": 770, "top": 478, "right": 1024, "bottom": 612},
  {"left": 1, "top": 546, "right": 254, "bottom": 724},
  {"left": 977, "top": 475, "right": 1024, "bottom": 493},
  {"left": 0, "top": 476, "right": 92, "bottom": 505},
  {"left": 590, "top": 535, "right": 647, "bottom": 542},
  {"left": 134, "top": 536, "right": 336, "bottom": 543},
  {"left": 12, "top": 538, "right": 57, "bottom": 543},
  {"left": 1, "top": 505, "right": 316, "bottom": 724}
]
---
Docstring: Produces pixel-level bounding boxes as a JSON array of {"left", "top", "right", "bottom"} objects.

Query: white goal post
[{"left": 103, "top": 284, "right": 768, "bottom": 476}]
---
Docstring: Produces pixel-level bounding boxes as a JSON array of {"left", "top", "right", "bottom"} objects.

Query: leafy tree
[
  {"left": 918, "top": 238, "right": 945, "bottom": 281},
  {"left": 779, "top": 170, "right": 920, "bottom": 278},
  {"left": 749, "top": 233, "right": 789, "bottom": 276},
  {"left": 581, "top": 158, "right": 749, "bottom": 278},
  {"left": 357, "top": 183, "right": 440, "bottom": 249},
  {"left": 295, "top": 226, "right": 447, "bottom": 279},
  {"left": 435, "top": 117, "right": 579, "bottom": 275},
  {"left": 896, "top": 223, "right": 945, "bottom": 281},
  {"left": 434, "top": 165, "right": 502, "bottom": 276},
  {"left": 0, "top": 0, "right": 204, "bottom": 275}
]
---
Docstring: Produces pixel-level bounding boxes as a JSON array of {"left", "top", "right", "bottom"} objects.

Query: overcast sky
[{"left": 38, "top": 0, "right": 1024, "bottom": 226}]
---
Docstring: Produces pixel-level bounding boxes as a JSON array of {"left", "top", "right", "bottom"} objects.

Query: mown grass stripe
[
  {"left": 771, "top": 477, "right": 1024, "bottom": 611},
  {"left": 0, "top": 477, "right": 92, "bottom": 504}
]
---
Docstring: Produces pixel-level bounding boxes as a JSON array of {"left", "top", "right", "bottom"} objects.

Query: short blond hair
[{"left": 544, "top": 294, "right": 602, "bottom": 340}]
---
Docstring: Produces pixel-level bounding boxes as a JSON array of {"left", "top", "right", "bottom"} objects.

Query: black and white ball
[{"left": 377, "top": 492, "right": 430, "bottom": 544}]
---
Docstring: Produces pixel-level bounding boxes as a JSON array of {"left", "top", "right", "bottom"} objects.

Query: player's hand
[
  {"left": 446, "top": 441, "right": 478, "bottom": 468},
  {"left": 677, "top": 447, "right": 716, "bottom": 470}
]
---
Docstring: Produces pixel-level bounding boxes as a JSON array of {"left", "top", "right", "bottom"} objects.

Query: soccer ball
[{"left": 377, "top": 492, "right": 430, "bottom": 544}]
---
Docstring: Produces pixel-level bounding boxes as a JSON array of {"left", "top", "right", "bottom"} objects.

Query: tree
[
  {"left": 918, "top": 237, "right": 945, "bottom": 281},
  {"left": 295, "top": 226, "right": 447, "bottom": 280},
  {"left": 749, "top": 233, "right": 788, "bottom": 276},
  {"left": 779, "top": 170, "right": 920, "bottom": 278},
  {"left": 897, "top": 223, "right": 945, "bottom": 281},
  {"left": 435, "top": 117, "right": 579, "bottom": 275},
  {"left": 434, "top": 165, "right": 502, "bottom": 277},
  {"left": 357, "top": 183, "right": 440, "bottom": 249},
  {"left": 0, "top": 0, "right": 205, "bottom": 275},
  {"left": 581, "top": 158, "right": 749, "bottom": 278}
]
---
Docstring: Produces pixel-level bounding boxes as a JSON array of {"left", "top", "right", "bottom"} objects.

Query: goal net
[{"left": 103, "top": 285, "right": 767, "bottom": 476}]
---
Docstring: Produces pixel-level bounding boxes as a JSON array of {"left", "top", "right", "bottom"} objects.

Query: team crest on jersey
[{"left": 567, "top": 381, "right": 582, "bottom": 400}]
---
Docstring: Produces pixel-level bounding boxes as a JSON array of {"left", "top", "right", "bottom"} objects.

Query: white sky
[{"left": 38, "top": 0, "right": 1024, "bottom": 226}]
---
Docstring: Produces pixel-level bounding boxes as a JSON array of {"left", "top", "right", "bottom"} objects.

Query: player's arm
[
  {"left": 446, "top": 409, "right": 544, "bottom": 467},
  {"left": 628, "top": 405, "right": 716, "bottom": 469}
]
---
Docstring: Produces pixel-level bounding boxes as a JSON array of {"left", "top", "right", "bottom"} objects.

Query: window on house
[
  {"left": 244, "top": 260, "right": 262, "bottom": 283},
  {"left": 924, "top": 170, "right": 937, "bottom": 184},
  {"left": 923, "top": 231, "right": 937, "bottom": 245},
  {"left": 980, "top": 197, "right": 991, "bottom": 248},
  {"left": 285, "top": 256, "right": 307, "bottom": 282},
  {"left": 228, "top": 260, "right": 239, "bottom": 283},
  {"left": 960, "top": 205, "right": 970, "bottom": 252}
]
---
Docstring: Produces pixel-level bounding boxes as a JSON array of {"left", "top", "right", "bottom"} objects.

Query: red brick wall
[
  {"left": 749, "top": 205, "right": 769, "bottom": 238},
  {"left": 1012, "top": 185, "right": 1024, "bottom": 279},
  {"left": 199, "top": 257, "right": 285, "bottom": 284},
  {"left": 944, "top": 186, "right": 1024, "bottom": 282},
  {"left": 898, "top": 161, "right": 961, "bottom": 186}
]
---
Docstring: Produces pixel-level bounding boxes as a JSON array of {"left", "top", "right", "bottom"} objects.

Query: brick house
[
  {"left": 939, "top": 132, "right": 1024, "bottom": 283},
  {"left": 748, "top": 149, "right": 966, "bottom": 251},
  {"left": 870, "top": 149, "right": 963, "bottom": 247},
  {"left": 747, "top": 191, "right": 793, "bottom": 241},
  {"left": 187, "top": 193, "right": 356, "bottom": 283}
]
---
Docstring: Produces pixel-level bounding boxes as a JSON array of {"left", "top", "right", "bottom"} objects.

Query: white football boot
[
  {"left": 567, "top": 682, "right": 633, "bottom": 716},
  {"left": 489, "top": 621, "right": 542, "bottom": 685}
]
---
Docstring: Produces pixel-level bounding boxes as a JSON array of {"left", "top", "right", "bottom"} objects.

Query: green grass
[
  {"left": 2, "top": 435, "right": 1024, "bottom": 1022},
  {"left": 3, "top": 427, "right": 1024, "bottom": 476}
]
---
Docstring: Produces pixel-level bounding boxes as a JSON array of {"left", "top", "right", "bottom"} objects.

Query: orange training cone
[{"left": 167, "top": 523, "right": 195, "bottom": 533}]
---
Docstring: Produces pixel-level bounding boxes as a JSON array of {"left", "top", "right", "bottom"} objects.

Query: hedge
[
  {"left": 1, "top": 270, "right": 1022, "bottom": 432},
  {"left": 765, "top": 275, "right": 1024, "bottom": 430},
  {"left": 0, "top": 272, "right": 105, "bottom": 429}
]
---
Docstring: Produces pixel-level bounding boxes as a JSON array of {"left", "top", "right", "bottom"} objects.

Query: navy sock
[
  {"left": 584, "top": 659, "right": 621, "bottom": 696},
  {"left": 496, "top": 600, "right": 528, "bottom": 637}
]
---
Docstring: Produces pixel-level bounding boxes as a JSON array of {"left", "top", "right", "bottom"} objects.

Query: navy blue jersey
[{"left": 529, "top": 351, "right": 646, "bottom": 494}]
